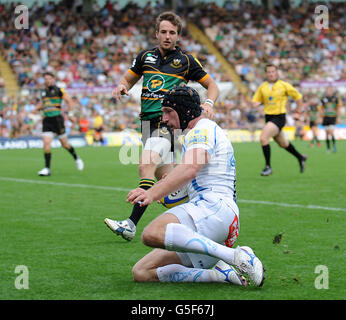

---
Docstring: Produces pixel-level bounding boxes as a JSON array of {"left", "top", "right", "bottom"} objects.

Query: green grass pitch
[{"left": 0, "top": 140, "right": 345, "bottom": 300}]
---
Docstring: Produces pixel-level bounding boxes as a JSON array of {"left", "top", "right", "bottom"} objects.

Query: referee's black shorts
[
  {"left": 265, "top": 113, "right": 286, "bottom": 131},
  {"left": 42, "top": 115, "right": 66, "bottom": 136}
]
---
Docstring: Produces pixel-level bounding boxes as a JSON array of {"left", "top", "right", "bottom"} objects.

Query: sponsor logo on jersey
[
  {"left": 147, "top": 74, "right": 165, "bottom": 92},
  {"left": 144, "top": 54, "right": 158, "bottom": 64},
  {"left": 187, "top": 129, "right": 208, "bottom": 145}
]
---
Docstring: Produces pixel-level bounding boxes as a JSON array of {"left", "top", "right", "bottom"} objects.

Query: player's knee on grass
[
  {"left": 132, "top": 263, "right": 154, "bottom": 282},
  {"left": 132, "top": 256, "right": 158, "bottom": 282}
]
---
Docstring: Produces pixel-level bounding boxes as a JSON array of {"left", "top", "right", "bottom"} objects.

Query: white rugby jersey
[{"left": 182, "top": 118, "right": 237, "bottom": 204}]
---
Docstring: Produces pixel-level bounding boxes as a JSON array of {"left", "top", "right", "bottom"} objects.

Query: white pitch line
[
  {"left": 0, "top": 176, "right": 130, "bottom": 192},
  {"left": 0, "top": 176, "right": 345, "bottom": 212},
  {"left": 237, "top": 199, "right": 346, "bottom": 212}
]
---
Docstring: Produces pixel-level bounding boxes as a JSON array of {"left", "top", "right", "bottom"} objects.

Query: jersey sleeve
[
  {"left": 59, "top": 87, "right": 65, "bottom": 98},
  {"left": 184, "top": 125, "right": 215, "bottom": 156},
  {"left": 129, "top": 51, "right": 145, "bottom": 77},
  {"left": 337, "top": 97, "right": 342, "bottom": 107},
  {"left": 252, "top": 84, "right": 264, "bottom": 103},
  {"left": 284, "top": 82, "right": 303, "bottom": 100},
  {"left": 186, "top": 55, "right": 209, "bottom": 82}
]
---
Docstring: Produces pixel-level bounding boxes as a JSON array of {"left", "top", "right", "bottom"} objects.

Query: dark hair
[
  {"left": 43, "top": 72, "right": 55, "bottom": 78},
  {"left": 156, "top": 11, "right": 182, "bottom": 35},
  {"left": 265, "top": 64, "right": 277, "bottom": 72}
]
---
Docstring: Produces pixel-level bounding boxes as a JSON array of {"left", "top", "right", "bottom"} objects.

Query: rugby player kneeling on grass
[{"left": 125, "top": 85, "right": 265, "bottom": 287}]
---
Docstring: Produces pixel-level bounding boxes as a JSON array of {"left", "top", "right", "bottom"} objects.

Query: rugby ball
[{"left": 160, "top": 185, "right": 189, "bottom": 208}]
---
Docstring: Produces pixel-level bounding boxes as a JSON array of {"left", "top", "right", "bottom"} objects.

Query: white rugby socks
[
  {"left": 157, "top": 264, "right": 217, "bottom": 283},
  {"left": 164, "top": 223, "right": 235, "bottom": 265}
]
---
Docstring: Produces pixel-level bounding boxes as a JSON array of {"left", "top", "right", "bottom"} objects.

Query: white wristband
[{"left": 205, "top": 99, "right": 214, "bottom": 107}]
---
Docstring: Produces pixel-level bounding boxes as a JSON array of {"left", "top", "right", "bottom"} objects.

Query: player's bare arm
[
  {"left": 199, "top": 76, "right": 219, "bottom": 120},
  {"left": 112, "top": 71, "right": 141, "bottom": 102},
  {"left": 336, "top": 100, "right": 342, "bottom": 124},
  {"left": 295, "top": 98, "right": 303, "bottom": 114},
  {"left": 127, "top": 148, "right": 209, "bottom": 206},
  {"left": 63, "top": 91, "right": 75, "bottom": 112},
  {"left": 318, "top": 105, "right": 324, "bottom": 123},
  {"left": 251, "top": 101, "right": 262, "bottom": 108},
  {"left": 35, "top": 100, "right": 43, "bottom": 112}
]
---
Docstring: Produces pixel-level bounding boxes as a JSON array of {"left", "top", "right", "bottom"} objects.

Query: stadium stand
[
  {"left": 0, "top": 0, "right": 344, "bottom": 138},
  {"left": 0, "top": 1, "right": 233, "bottom": 137},
  {"left": 189, "top": 1, "right": 345, "bottom": 129},
  {"left": 190, "top": 2, "right": 345, "bottom": 89}
]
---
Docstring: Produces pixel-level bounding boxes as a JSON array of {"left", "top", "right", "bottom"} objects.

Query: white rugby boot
[
  {"left": 38, "top": 167, "right": 51, "bottom": 176},
  {"left": 260, "top": 165, "right": 272, "bottom": 176},
  {"left": 233, "top": 246, "right": 264, "bottom": 287},
  {"left": 212, "top": 260, "right": 248, "bottom": 286},
  {"left": 104, "top": 218, "right": 136, "bottom": 241},
  {"left": 75, "top": 158, "right": 84, "bottom": 171}
]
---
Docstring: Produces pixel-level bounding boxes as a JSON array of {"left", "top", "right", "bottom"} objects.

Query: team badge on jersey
[
  {"left": 170, "top": 59, "right": 182, "bottom": 68},
  {"left": 158, "top": 127, "right": 169, "bottom": 136}
]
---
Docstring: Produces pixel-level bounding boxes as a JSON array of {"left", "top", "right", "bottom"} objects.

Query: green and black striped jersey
[
  {"left": 307, "top": 104, "right": 320, "bottom": 121},
  {"left": 41, "top": 85, "right": 65, "bottom": 117},
  {"left": 320, "top": 94, "right": 341, "bottom": 117},
  {"left": 129, "top": 46, "right": 209, "bottom": 120}
]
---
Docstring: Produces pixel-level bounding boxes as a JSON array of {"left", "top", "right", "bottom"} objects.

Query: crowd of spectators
[
  {"left": 0, "top": 1, "right": 228, "bottom": 89},
  {"left": 0, "top": 1, "right": 344, "bottom": 139},
  {"left": 189, "top": 1, "right": 345, "bottom": 129},
  {"left": 0, "top": 1, "right": 229, "bottom": 138},
  {"left": 190, "top": 1, "right": 345, "bottom": 90},
  {"left": 0, "top": 72, "right": 5, "bottom": 96},
  {"left": 0, "top": 92, "right": 141, "bottom": 138}
]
